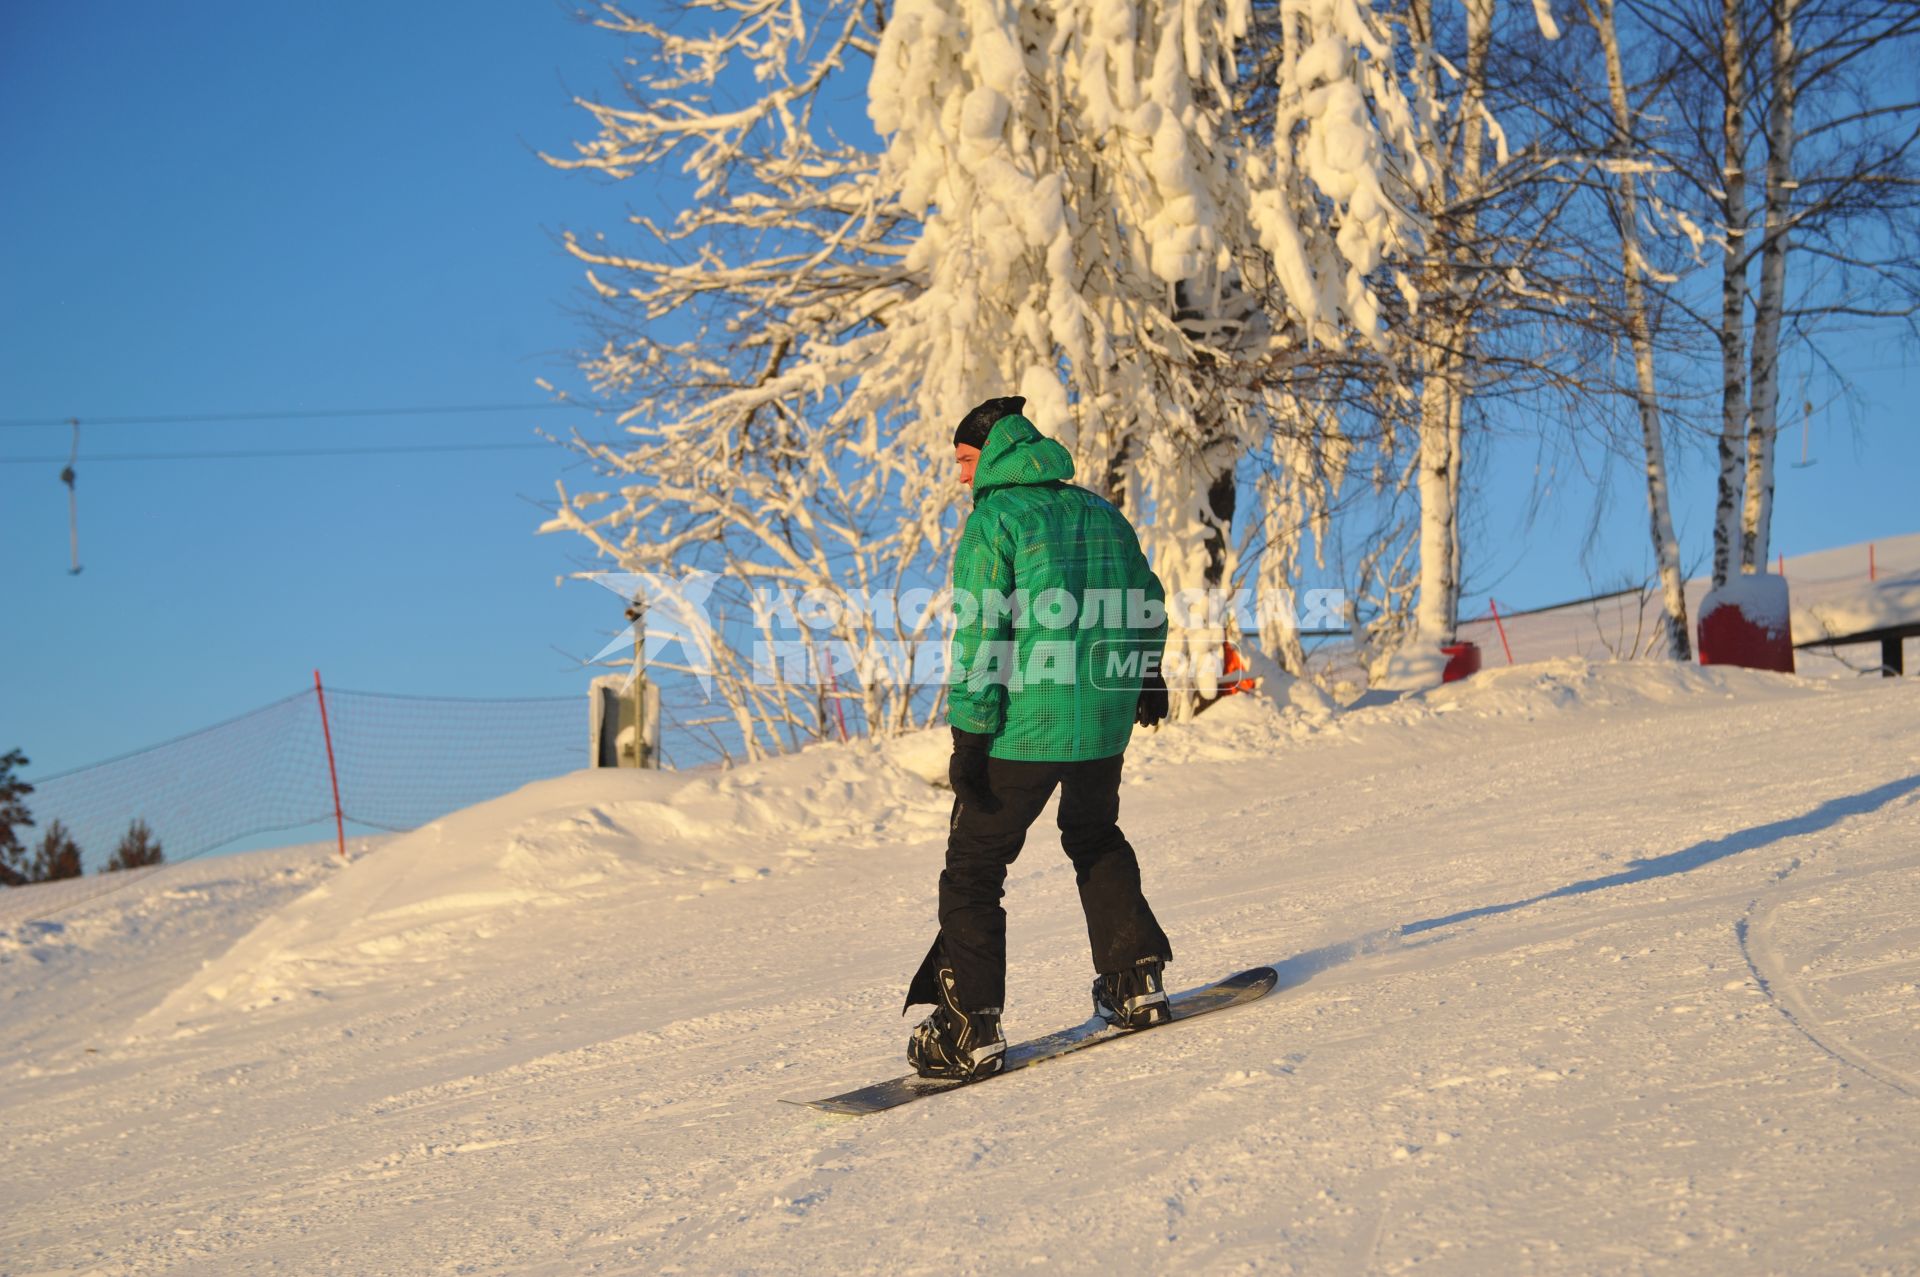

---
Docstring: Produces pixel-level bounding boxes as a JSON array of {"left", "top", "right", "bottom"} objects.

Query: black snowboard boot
[
  {"left": 907, "top": 966, "right": 1006, "bottom": 1080},
  {"left": 1093, "top": 958, "right": 1170, "bottom": 1029}
]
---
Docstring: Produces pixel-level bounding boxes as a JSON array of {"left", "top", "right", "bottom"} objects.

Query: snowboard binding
[
  {"left": 907, "top": 967, "right": 1006, "bottom": 1080},
  {"left": 1093, "top": 958, "right": 1171, "bottom": 1029}
]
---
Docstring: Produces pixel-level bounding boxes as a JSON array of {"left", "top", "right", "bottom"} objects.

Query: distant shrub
[
  {"left": 106, "top": 819, "right": 165, "bottom": 872},
  {"left": 0, "top": 748, "right": 32, "bottom": 886},
  {"left": 32, "top": 819, "right": 83, "bottom": 882}
]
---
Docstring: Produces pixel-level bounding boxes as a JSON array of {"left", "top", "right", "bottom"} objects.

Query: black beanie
[{"left": 953, "top": 396, "right": 1026, "bottom": 450}]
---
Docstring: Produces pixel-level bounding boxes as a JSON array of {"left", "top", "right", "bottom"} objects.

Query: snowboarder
[{"left": 905, "top": 396, "right": 1174, "bottom": 1081}]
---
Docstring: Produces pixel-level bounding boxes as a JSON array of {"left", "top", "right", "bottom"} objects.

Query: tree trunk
[
  {"left": 1449, "top": 0, "right": 1491, "bottom": 614},
  {"left": 1593, "top": 0, "right": 1692, "bottom": 657},
  {"left": 1713, "top": 0, "right": 1752, "bottom": 589},
  {"left": 1204, "top": 460, "right": 1237, "bottom": 592},
  {"left": 1407, "top": 0, "right": 1485, "bottom": 646},
  {"left": 1742, "top": 0, "right": 1795, "bottom": 572},
  {"left": 1415, "top": 372, "right": 1459, "bottom": 643},
  {"left": 1102, "top": 427, "right": 1135, "bottom": 516},
  {"left": 1447, "top": 384, "right": 1465, "bottom": 609}
]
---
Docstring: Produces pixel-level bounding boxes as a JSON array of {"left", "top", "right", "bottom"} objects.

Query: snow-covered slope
[
  {"left": 3, "top": 661, "right": 1917, "bottom": 1274},
  {"left": 127, "top": 746, "right": 945, "bottom": 1034}
]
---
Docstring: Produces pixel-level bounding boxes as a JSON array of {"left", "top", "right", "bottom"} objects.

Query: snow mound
[
  {"left": 1132, "top": 656, "right": 1826, "bottom": 767},
  {"left": 133, "top": 743, "right": 944, "bottom": 1034},
  {"left": 1350, "top": 656, "right": 1826, "bottom": 728},
  {"left": 1701, "top": 572, "right": 1791, "bottom": 635},
  {"left": 875, "top": 724, "right": 952, "bottom": 785},
  {"left": 1372, "top": 641, "right": 1453, "bottom": 692},
  {"left": 0, "top": 841, "right": 363, "bottom": 1066}
]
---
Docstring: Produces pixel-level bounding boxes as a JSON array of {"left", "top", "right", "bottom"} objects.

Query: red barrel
[
  {"left": 1697, "top": 575, "right": 1795, "bottom": 674},
  {"left": 1441, "top": 641, "right": 1482, "bottom": 682}
]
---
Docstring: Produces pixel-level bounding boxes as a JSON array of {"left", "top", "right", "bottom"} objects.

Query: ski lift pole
[
  {"left": 822, "top": 644, "right": 849, "bottom": 742},
  {"left": 625, "top": 595, "right": 653, "bottom": 769}
]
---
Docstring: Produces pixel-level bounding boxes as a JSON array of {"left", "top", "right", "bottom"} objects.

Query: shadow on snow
[{"left": 1261, "top": 772, "right": 1920, "bottom": 991}]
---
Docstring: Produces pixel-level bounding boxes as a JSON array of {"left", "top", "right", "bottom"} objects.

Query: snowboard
[{"left": 783, "top": 965, "right": 1279, "bottom": 1116}]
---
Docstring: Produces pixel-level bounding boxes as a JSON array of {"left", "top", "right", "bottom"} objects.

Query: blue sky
[
  {"left": 3, "top": 1, "right": 1914, "bottom": 788},
  {"left": 2, "top": 2, "right": 646, "bottom": 779}
]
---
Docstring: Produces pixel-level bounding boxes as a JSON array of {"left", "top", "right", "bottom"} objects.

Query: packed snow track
[{"left": 3, "top": 660, "right": 1917, "bottom": 1274}]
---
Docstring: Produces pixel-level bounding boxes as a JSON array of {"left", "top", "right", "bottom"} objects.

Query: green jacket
[{"left": 948, "top": 415, "right": 1167, "bottom": 761}]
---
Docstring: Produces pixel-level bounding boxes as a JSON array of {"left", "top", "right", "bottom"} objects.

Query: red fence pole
[
  {"left": 314, "top": 670, "right": 347, "bottom": 859},
  {"left": 1488, "top": 598, "right": 1515, "bottom": 665},
  {"left": 1870, "top": 542, "right": 1877, "bottom": 582},
  {"left": 1778, "top": 551, "right": 1786, "bottom": 579}
]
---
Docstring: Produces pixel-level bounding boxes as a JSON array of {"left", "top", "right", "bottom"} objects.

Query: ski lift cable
[
  {"left": 0, "top": 401, "right": 602, "bottom": 430},
  {"left": 0, "top": 441, "right": 564, "bottom": 465}
]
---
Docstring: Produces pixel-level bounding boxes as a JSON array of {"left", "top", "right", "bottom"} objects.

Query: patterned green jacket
[{"left": 948, "top": 415, "right": 1167, "bottom": 761}]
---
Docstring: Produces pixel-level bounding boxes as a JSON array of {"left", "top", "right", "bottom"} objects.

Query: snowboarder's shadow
[
  {"left": 1399, "top": 771, "right": 1920, "bottom": 941},
  {"left": 1257, "top": 771, "right": 1920, "bottom": 991}
]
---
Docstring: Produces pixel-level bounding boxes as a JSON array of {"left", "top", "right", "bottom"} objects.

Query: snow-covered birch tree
[
  {"left": 541, "top": 0, "right": 1496, "bottom": 734},
  {"left": 537, "top": 0, "right": 937, "bottom": 759},
  {"left": 1712, "top": 0, "right": 1756, "bottom": 588},
  {"left": 1626, "top": 0, "right": 1920, "bottom": 587},
  {"left": 1582, "top": 0, "right": 1694, "bottom": 655},
  {"left": 1286, "top": 0, "right": 1567, "bottom": 675},
  {"left": 1735, "top": 0, "right": 1920, "bottom": 574},
  {"left": 546, "top": 0, "right": 1790, "bottom": 741},
  {"left": 862, "top": 0, "right": 1468, "bottom": 702}
]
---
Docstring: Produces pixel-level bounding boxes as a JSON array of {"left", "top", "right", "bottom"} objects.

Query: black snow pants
[{"left": 906, "top": 751, "right": 1172, "bottom": 1013}]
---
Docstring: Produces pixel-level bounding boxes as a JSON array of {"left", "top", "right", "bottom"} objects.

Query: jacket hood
[{"left": 971, "top": 415, "right": 1075, "bottom": 494}]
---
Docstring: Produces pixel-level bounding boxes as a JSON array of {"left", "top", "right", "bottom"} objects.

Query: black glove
[
  {"left": 1135, "top": 669, "right": 1169, "bottom": 727},
  {"left": 948, "top": 728, "right": 999, "bottom": 814}
]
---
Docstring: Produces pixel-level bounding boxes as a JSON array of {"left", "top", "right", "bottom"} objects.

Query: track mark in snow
[
  {"left": 1355, "top": 1193, "right": 1393, "bottom": 1273},
  {"left": 1736, "top": 856, "right": 1920, "bottom": 1102},
  {"left": 1735, "top": 914, "right": 1913, "bottom": 1099}
]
